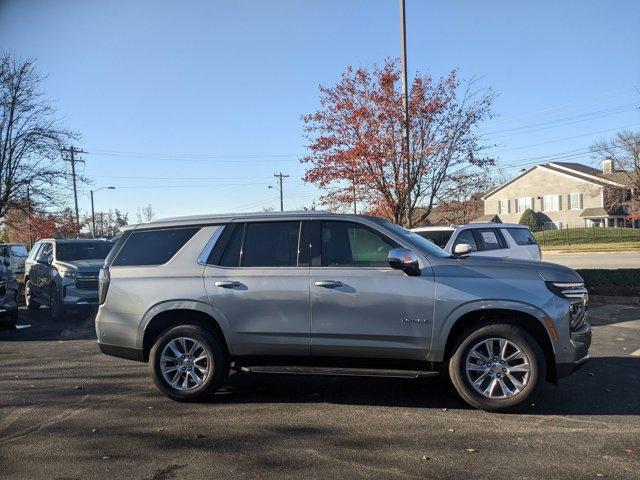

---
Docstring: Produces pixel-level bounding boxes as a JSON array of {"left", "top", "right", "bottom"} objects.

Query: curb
[{"left": 590, "top": 295, "right": 640, "bottom": 305}]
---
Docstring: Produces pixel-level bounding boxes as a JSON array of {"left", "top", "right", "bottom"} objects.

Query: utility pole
[
  {"left": 26, "top": 185, "right": 33, "bottom": 249},
  {"left": 61, "top": 146, "right": 86, "bottom": 237},
  {"left": 272, "top": 172, "right": 289, "bottom": 212},
  {"left": 399, "top": 0, "right": 412, "bottom": 227}
]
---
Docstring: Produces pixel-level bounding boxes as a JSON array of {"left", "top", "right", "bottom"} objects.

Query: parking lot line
[{"left": 631, "top": 348, "right": 640, "bottom": 356}]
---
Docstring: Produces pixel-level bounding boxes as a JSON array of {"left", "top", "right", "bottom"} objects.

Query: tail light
[{"left": 98, "top": 267, "right": 110, "bottom": 305}]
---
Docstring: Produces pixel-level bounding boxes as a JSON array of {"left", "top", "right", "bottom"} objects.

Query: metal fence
[{"left": 532, "top": 224, "right": 640, "bottom": 247}]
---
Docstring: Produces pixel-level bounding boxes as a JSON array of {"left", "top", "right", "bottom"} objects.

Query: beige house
[{"left": 478, "top": 161, "right": 634, "bottom": 228}]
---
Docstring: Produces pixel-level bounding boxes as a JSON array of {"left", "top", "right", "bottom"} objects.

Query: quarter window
[
  {"left": 321, "top": 221, "right": 396, "bottom": 267},
  {"left": 241, "top": 222, "right": 300, "bottom": 267},
  {"left": 506, "top": 228, "right": 538, "bottom": 246},
  {"left": 112, "top": 227, "right": 200, "bottom": 266}
]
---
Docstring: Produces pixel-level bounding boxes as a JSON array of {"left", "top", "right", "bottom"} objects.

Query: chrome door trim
[{"left": 197, "top": 225, "right": 225, "bottom": 266}]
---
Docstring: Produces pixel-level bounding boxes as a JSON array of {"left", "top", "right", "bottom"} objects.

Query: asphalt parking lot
[{"left": 1, "top": 306, "right": 639, "bottom": 480}]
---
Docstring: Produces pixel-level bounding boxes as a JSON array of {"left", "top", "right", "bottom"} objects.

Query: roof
[
  {"left": 470, "top": 214, "right": 502, "bottom": 223},
  {"left": 483, "top": 162, "right": 630, "bottom": 200},
  {"left": 411, "top": 226, "right": 456, "bottom": 232},
  {"left": 36, "top": 238, "right": 112, "bottom": 243},
  {"left": 413, "top": 222, "right": 527, "bottom": 232},
  {"left": 580, "top": 207, "right": 627, "bottom": 218},
  {"left": 127, "top": 211, "right": 384, "bottom": 230}
]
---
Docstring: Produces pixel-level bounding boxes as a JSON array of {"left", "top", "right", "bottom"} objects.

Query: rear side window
[
  {"left": 112, "top": 227, "right": 200, "bottom": 266},
  {"left": 241, "top": 221, "right": 300, "bottom": 267},
  {"left": 506, "top": 228, "right": 538, "bottom": 246},
  {"left": 414, "top": 230, "right": 454, "bottom": 248},
  {"left": 475, "top": 228, "right": 507, "bottom": 251}
]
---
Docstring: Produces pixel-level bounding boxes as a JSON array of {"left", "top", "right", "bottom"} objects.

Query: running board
[{"left": 237, "top": 365, "right": 439, "bottom": 379}]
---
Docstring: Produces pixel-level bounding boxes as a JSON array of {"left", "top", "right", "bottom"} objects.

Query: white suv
[{"left": 412, "top": 223, "right": 541, "bottom": 261}]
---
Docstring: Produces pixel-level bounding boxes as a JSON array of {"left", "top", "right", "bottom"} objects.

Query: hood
[
  {"left": 448, "top": 255, "right": 582, "bottom": 284},
  {"left": 54, "top": 259, "right": 105, "bottom": 272}
]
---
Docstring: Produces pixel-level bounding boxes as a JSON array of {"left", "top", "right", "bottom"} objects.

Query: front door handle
[
  {"left": 314, "top": 280, "right": 343, "bottom": 288},
  {"left": 214, "top": 281, "right": 240, "bottom": 288}
]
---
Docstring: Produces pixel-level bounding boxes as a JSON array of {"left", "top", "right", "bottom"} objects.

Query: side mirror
[
  {"left": 388, "top": 248, "right": 421, "bottom": 276},
  {"left": 454, "top": 243, "right": 473, "bottom": 256},
  {"left": 36, "top": 254, "right": 50, "bottom": 265}
]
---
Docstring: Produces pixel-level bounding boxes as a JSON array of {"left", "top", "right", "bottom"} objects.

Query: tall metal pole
[
  {"left": 90, "top": 190, "right": 96, "bottom": 239},
  {"left": 399, "top": 0, "right": 412, "bottom": 227},
  {"left": 62, "top": 146, "right": 86, "bottom": 237}
]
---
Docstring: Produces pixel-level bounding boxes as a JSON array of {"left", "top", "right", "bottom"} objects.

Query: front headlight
[
  {"left": 546, "top": 281, "right": 588, "bottom": 330},
  {"left": 60, "top": 270, "right": 77, "bottom": 282}
]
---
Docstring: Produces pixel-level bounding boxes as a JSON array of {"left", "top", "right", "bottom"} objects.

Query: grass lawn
[{"left": 534, "top": 227, "right": 640, "bottom": 248}]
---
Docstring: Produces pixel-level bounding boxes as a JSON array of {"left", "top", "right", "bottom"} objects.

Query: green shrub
[
  {"left": 519, "top": 209, "right": 544, "bottom": 230},
  {"left": 576, "top": 269, "right": 640, "bottom": 297}
]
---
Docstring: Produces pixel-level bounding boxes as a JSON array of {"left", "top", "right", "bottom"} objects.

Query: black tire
[
  {"left": 48, "top": 286, "right": 65, "bottom": 319},
  {"left": 25, "top": 281, "right": 40, "bottom": 310},
  {"left": 448, "top": 322, "right": 546, "bottom": 412},
  {"left": 150, "top": 324, "right": 229, "bottom": 402}
]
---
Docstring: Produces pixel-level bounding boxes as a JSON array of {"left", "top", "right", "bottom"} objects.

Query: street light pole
[
  {"left": 90, "top": 187, "right": 115, "bottom": 238},
  {"left": 399, "top": 0, "right": 412, "bottom": 227}
]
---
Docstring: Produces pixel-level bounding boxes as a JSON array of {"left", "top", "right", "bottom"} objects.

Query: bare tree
[
  {"left": 591, "top": 130, "right": 640, "bottom": 220},
  {"left": 0, "top": 54, "right": 77, "bottom": 221},
  {"left": 136, "top": 204, "right": 156, "bottom": 223}
]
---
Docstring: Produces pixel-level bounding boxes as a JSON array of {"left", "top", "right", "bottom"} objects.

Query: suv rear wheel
[
  {"left": 448, "top": 323, "right": 545, "bottom": 412},
  {"left": 150, "top": 324, "right": 229, "bottom": 402}
]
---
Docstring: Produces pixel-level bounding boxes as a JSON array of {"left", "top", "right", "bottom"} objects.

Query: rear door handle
[
  {"left": 314, "top": 280, "right": 343, "bottom": 288},
  {"left": 214, "top": 281, "right": 240, "bottom": 288}
]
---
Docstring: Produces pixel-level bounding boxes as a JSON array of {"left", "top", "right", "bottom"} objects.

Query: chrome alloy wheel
[
  {"left": 465, "top": 337, "right": 531, "bottom": 399},
  {"left": 160, "top": 337, "right": 211, "bottom": 391}
]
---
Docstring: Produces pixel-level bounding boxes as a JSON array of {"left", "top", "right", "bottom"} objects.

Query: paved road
[
  {"left": 543, "top": 250, "right": 640, "bottom": 269},
  {"left": 1, "top": 306, "right": 640, "bottom": 480}
]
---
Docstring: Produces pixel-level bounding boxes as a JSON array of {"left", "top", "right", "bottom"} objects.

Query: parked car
[
  {"left": 0, "top": 259, "right": 19, "bottom": 328},
  {"left": 411, "top": 223, "right": 541, "bottom": 261},
  {"left": 24, "top": 239, "right": 113, "bottom": 318},
  {"left": 96, "top": 212, "right": 590, "bottom": 412},
  {"left": 0, "top": 243, "right": 28, "bottom": 278}
]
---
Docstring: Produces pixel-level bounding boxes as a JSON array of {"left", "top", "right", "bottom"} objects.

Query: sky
[{"left": 1, "top": 0, "right": 639, "bottom": 221}]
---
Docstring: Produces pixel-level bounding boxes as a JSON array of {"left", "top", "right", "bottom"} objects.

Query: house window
[
  {"left": 498, "top": 200, "right": 509, "bottom": 214},
  {"left": 543, "top": 195, "right": 561, "bottom": 212},
  {"left": 516, "top": 197, "right": 532, "bottom": 213},
  {"left": 568, "top": 193, "right": 582, "bottom": 210}
]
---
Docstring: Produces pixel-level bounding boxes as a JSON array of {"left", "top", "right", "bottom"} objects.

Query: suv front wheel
[
  {"left": 448, "top": 323, "right": 546, "bottom": 412},
  {"left": 150, "top": 324, "right": 229, "bottom": 402}
]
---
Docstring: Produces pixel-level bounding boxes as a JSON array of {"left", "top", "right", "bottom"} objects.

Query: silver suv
[
  {"left": 25, "top": 239, "right": 113, "bottom": 317},
  {"left": 96, "top": 212, "right": 591, "bottom": 411}
]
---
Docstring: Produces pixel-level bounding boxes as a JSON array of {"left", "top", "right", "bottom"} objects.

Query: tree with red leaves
[
  {"left": 3, "top": 202, "right": 82, "bottom": 247},
  {"left": 302, "top": 59, "right": 495, "bottom": 226}
]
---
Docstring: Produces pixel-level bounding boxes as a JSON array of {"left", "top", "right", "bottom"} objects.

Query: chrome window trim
[{"left": 197, "top": 225, "right": 226, "bottom": 266}]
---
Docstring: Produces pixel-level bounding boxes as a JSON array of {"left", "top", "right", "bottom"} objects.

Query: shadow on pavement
[{"left": 0, "top": 308, "right": 97, "bottom": 341}]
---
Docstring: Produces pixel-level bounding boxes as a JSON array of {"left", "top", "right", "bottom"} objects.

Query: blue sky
[{"left": 1, "top": 0, "right": 639, "bottom": 220}]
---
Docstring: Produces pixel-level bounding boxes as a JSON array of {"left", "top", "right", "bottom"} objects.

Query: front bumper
[
  {"left": 556, "top": 320, "right": 592, "bottom": 378},
  {"left": 0, "top": 291, "right": 19, "bottom": 327},
  {"left": 62, "top": 284, "right": 99, "bottom": 307}
]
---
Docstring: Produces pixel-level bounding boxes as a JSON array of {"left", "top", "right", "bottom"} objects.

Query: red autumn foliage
[
  {"left": 3, "top": 202, "right": 82, "bottom": 247},
  {"left": 302, "top": 59, "right": 495, "bottom": 226}
]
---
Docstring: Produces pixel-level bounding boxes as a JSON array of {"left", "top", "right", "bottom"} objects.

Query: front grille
[{"left": 76, "top": 274, "right": 99, "bottom": 290}]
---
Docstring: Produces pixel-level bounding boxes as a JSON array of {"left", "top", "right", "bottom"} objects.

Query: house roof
[
  {"left": 483, "top": 162, "right": 630, "bottom": 200},
  {"left": 470, "top": 214, "right": 502, "bottom": 223},
  {"left": 580, "top": 206, "right": 627, "bottom": 218}
]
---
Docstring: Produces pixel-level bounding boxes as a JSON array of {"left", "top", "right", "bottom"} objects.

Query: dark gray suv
[
  {"left": 96, "top": 212, "right": 591, "bottom": 411},
  {"left": 25, "top": 239, "right": 113, "bottom": 318}
]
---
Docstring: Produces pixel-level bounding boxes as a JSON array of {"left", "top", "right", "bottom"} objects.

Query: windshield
[
  {"left": 56, "top": 242, "right": 113, "bottom": 261},
  {"left": 10, "top": 245, "right": 28, "bottom": 257},
  {"left": 413, "top": 230, "right": 454, "bottom": 248},
  {"left": 380, "top": 221, "right": 451, "bottom": 258}
]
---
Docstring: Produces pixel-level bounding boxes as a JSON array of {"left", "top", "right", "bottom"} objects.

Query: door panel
[
  {"left": 203, "top": 266, "right": 310, "bottom": 356},
  {"left": 310, "top": 220, "right": 434, "bottom": 361},
  {"left": 310, "top": 267, "right": 434, "bottom": 360}
]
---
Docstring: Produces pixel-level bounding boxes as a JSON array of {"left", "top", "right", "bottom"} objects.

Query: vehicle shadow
[
  {"left": 205, "top": 356, "right": 640, "bottom": 416},
  {"left": 0, "top": 308, "right": 97, "bottom": 341}
]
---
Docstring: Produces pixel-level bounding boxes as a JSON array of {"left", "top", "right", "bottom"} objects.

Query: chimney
[{"left": 602, "top": 157, "right": 613, "bottom": 175}]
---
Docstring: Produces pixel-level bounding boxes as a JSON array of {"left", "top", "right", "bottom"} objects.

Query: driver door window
[
  {"left": 321, "top": 221, "right": 396, "bottom": 267},
  {"left": 453, "top": 229, "right": 478, "bottom": 252}
]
